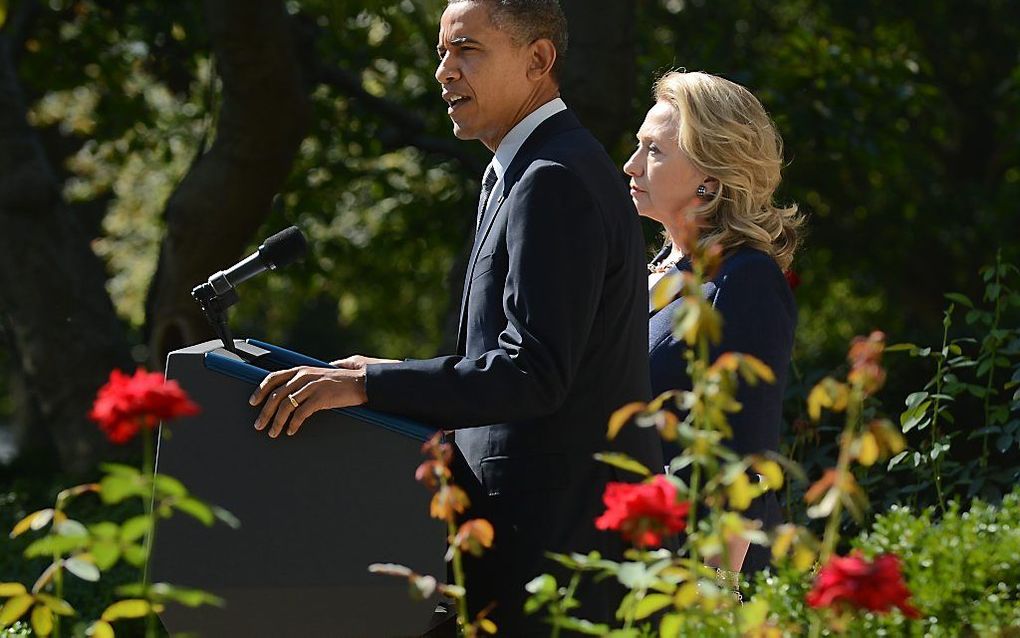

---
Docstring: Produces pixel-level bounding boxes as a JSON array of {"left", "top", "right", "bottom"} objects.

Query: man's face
[{"left": 435, "top": 2, "right": 533, "bottom": 151}]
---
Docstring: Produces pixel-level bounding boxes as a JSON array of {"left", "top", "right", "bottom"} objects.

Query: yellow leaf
[
  {"left": 35, "top": 594, "right": 74, "bottom": 616},
  {"left": 727, "top": 473, "right": 756, "bottom": 511},
  {"left": 770, "top": 525, "right": 796, "bottom": 561},
  {"left": 0, "top": 594, "right": 34, "bottom": 627},
  {"left": 674, "top": 581, "right": 699, "bottom": 608},
  {"left": 10, "top": 509, "right": 53, "bottom": 538},
  {"left": 651, "top": 272, "right": 684, "bottom": 311},
  {"left": 608, "top": 402, "right": 645, "bottom": 440},
  {"left": 753, "top": 460, "right": 784, "bottom": 491},
  {"left": 792, "top": 545, "right": 816, "bottom": 573},
  {"left": 856, "top": 432, "right": 879, "bottom": 466},
  {"left": 478, "top": 618, "right": 497, "bottom": 634},
  {"left": 101, "top": 599, "right": 150, "bottom": 622},
  {"left": 0, "top": 583, "right": 27, "bottom": 597},
  {"left": 31, "top": 604, "right": 53, "bottom": 637},
  {"left": 87, "top": 620, "right": 115, "bottom": 638},
  {"left": 741, "top": 355, "right": 776, "bottom": 384}
]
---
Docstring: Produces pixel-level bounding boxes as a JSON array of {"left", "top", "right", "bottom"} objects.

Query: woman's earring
[{"left": 697, "top": 184, "right": 716, "bottom": 200}]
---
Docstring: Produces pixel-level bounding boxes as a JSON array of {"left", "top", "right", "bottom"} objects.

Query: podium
[{"left": 152, "top": 339, "right": 446, "bottom": 637}]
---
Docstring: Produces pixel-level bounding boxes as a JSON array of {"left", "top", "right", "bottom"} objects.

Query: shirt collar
[{"left": 490, "top": 97, "right": 567, "bottom": 180}]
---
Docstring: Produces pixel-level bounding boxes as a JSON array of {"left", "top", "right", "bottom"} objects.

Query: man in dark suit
[{"left": 251, "top": 0, "right": 662, "bottom": 631}]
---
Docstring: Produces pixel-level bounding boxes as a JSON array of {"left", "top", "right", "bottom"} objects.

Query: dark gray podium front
[{"left": 152, "top": 339, "right": 445, "bottom": 637}]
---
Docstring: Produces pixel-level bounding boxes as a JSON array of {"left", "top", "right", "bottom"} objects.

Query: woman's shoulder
[
  {"left": 713, "top": 246, "right": 795, "bottom": 310},
  {"left": 714, "top": 246, "right": 788, "bottom": 287}
]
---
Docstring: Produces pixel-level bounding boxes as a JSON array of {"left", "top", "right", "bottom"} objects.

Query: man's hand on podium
[
  {"left": 330, "top": 355, "right": 401, "bottom": 369},
  {"left": 248, "top": 355, "right": 389, "bottom": 438}
]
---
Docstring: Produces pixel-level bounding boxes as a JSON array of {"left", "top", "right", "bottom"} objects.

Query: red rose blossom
[
  {"left": 89, "top": 368, "right": 199, "bottom": 444},
  {"left": 806, "top": 551, "right": 920, "bottom": 618},
  {"left": 595, "top": 475, "right": 689, "bottom": 548}
]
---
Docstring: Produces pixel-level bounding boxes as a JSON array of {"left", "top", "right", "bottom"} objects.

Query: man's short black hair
[{"left": 448, "top": 0, "right": 569, "bottom": 80}]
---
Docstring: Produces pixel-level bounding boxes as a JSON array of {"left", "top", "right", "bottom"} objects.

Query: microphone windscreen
[{"left": 260, "top": 226, "right": 307, "bottom": 269}]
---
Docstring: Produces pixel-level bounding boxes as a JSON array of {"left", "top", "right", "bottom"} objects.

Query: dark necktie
[{"left": 476, "top": 166, "right": 497, "bottom": 231}]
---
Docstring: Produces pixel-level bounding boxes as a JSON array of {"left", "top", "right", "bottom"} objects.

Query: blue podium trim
[{"left": 204, "top": 342, "right": 437, "bottom": 442}]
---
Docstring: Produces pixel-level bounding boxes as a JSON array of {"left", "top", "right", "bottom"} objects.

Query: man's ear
[{"left": 526, "top": 38, "right": 557, "bottom": 81}]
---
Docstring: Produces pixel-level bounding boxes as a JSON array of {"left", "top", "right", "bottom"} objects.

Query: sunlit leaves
[
  {"left": 101, "top": 599, "right": 150, "bottom": 622},
  {"left": 807, "top": 377, "right": 850, "bottom": 421},
  {"left": 608, "top": 402, "right": 646, "bottom": 440},
  {"left": 594, "top": 452, "right": 652, "bottom": 477},
  {"left": 453, "top": 519, "right": 494, "bottom": 558},
  {"left": 429, "top": 485, "right": 469, "bottom": 520},
  {"left": 0, "top": 594, "right": 33, "bottom": 628}
]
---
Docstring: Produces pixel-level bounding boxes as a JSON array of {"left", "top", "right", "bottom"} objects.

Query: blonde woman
[{"left": 624, "top": 70, "right": 804, "bottom": 574}]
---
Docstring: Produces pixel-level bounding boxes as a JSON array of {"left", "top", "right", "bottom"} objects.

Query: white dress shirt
[{"left": 479, "top": 97, "right": 567, "bottom": 221}]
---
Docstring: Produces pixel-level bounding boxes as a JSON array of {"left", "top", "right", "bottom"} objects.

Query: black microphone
[{"left": 203, "top": 226, "right": 307, "bottom": 298}]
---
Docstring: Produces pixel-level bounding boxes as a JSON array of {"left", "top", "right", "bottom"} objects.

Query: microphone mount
[
  {"left": 191, "top": 226, "right": 307, "bottom": 354},
  {"left": 192, "top": 279, "right": 240, "bottom": 355}
]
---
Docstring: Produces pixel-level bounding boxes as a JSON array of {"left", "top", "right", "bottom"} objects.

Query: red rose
[
  {"left": 89, "top": 369, "right": 199, "bottom": 444},
  {"left": 806, "top": 551, "right": 920, "bottom": 618},
  {"left": 595, "top": 475, "right": 689, "bottom": 548},
  {"left": 784, "top": 269, "right": 801, "bottom": 290}
]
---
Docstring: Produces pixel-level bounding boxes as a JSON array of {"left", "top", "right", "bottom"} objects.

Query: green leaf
[
  {"left": 555, "top": 617, "right": 612, "bottom": 635},
  {"left": 632, "top": 593, "right": 673, "bottom": 620},
  {"left": 23, "top": 534, "right": 89, "bottom": 559},
  {"left": 152, "top": 585, "right": 223, "bottom": 608},
  {"left": 89, "top": 522, "right": 120, "bottom": 540},
  {"left": 122, "top": 544, "right": 147, "bottom": 567},
  {"left": 0, "top": 594, "right": 33, "bottom": 627},
  {"left": 99, "top": 474, "right": 144, "bottom": 505},
  {"left": 945, "top": 292, "right": 974, "bottom": 308},
  {"left": 91, "top": 540, "right": 121, "bottom": 571},
  {"left": 524, "top": 574, "right": 557, "bottom": 597},
  {"left": 0, "top": 583, "right": 27, "bottom": 597},
  {"left": 153, "top": 475, "right": 188, "bottom": 498},
  {"left": 175, "top": 497, "right": 215, "bottom": 526},
  {"left": 593, "top": 452, "right": 651, "bottom": 477},
  {"left": 120, "top": 516, "right": 151, "bottom": 543}
]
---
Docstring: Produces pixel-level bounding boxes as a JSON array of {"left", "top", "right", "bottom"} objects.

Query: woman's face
[{"left": 624, "top": 101, "right": 706, "bottom": 227}]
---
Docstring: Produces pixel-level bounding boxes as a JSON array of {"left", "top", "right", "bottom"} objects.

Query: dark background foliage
[{"left": 1, "top": 0, "right": 1018, "bottom": 516}]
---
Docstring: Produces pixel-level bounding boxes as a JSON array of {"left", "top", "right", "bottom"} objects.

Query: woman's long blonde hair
[{"left": 654, "top": 70, "right": 804, "bottom": 270}]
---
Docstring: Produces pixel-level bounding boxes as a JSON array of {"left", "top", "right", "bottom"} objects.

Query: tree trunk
[
  {"left": 0, "top": 34, "right": 133, "bottom": 474},
  {"left": 145, "top": 0, "right": 311, "bottom": 364}
]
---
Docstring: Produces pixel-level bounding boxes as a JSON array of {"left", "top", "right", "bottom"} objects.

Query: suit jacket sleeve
[{"left": 363, "top": 162, "right": 606, "bottom": 428}]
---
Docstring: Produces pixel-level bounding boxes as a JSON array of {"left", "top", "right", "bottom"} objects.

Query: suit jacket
[
  {"left": 366, "top": 109, "right": 662, "bottom": 630},
  {"left": 649, "top": 245, "right": 796, "bottom": 573}
]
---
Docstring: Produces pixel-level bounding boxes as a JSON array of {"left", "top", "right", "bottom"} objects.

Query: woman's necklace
[{"left": 648, "top": 248, "right": 685, "bottom": 274}]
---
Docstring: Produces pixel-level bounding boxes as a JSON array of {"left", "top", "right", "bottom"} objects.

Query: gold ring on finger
[{"left": 288, "top": 394, "right": 299, "bottom": 408}]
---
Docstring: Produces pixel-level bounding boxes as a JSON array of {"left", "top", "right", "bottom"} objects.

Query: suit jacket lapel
[{"left": 455, "top": 109, "right": 584, "bottom": 353}]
